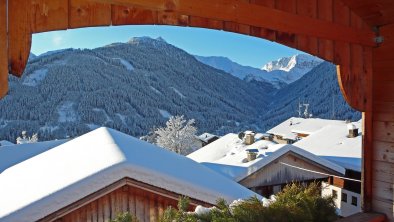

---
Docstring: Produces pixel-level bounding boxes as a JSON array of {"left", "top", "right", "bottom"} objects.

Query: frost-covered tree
[
  {"left": 155, "top": 115, "right": 197, "bottom": 155},
  {"left": 16, "top": 131, "right": 38, "bottom": 144}
]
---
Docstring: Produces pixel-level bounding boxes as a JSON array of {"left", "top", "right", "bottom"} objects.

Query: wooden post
[
  {"left": 0, "top": 0, "right": 8, "bottom": 98},
  {"left": 8, "top": 0, "right": 32, "bottom": 76}
]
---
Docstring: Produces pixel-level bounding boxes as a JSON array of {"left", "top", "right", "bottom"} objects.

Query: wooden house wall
[
  {"left": 239, "top": 152, "right": 335, "bottom": 188},
  {"left": 371, "top": 23, "right": 394, "bottom": 221},
  {"left": 52, "top": 184, "right": 188, "bottom": 222}
]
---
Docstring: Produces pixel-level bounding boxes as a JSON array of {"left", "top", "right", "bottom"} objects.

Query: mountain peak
[
  {"left": 128, "top": 36, "right": 167, "bottom": 45},
  {"left": 261, "top": 54, "right": 323, "bottom": 72}
]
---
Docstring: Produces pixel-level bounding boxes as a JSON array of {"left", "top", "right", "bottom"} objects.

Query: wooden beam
[
  {"left": 8, "top": 0, "right": 32, "bottom": 77},
  {"left": 31, "top": 0, "right": 69, "bottom": 33},
  {"left": 0, "top": 0, "right": 8, "bottom": 98},
  {"left": 94, "top": 0, "right": 376, "bottom": 46},
  {"left": 69, "top": 0, "right": 112, "bottom": 29}
]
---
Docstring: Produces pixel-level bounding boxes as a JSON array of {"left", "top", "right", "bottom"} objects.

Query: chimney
[
  {"left": 347, "top": 123, "right": 358, "bottom": 138},
  {"left": 246, "top": 149, "right": 258, "bottom": 161},
  {"left": 244, "top": 133, "right": 255, "bottom": 145}
]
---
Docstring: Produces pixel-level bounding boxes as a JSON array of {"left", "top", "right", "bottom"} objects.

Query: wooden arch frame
[
  {"left": 1, "top": 0, "right": 376, "bottom": 111},
  {"left": 0, "top": 0, "right": 379, "bottom": 215}
]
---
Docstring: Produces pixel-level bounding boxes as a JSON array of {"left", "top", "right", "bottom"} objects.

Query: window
[
  {"left": 351, "top": 196, "right": 357, "bottom": 206},
  {"left": 341, "top": 193, "right": 347, "bottom": 202},
  {"left": 332, "top": 190, "right": 338, "bottom": 199}
]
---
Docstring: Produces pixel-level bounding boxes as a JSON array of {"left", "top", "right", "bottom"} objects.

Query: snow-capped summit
[
  {"left": 128, "top": 36, "right": 167, "bottom": 45},
  {"left": 262, "top": 54, "right": 323, "bottom": 83}
]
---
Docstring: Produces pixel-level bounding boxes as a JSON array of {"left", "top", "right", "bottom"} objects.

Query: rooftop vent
[
  {"left": 347, "top": 123, "right": 358, "bottom": 138},
  {"left": 246, "top": 149, "right": 259, "bottom": 161},
  {"left": 244, "top": 131, "right": 255, "bottom": 145}
]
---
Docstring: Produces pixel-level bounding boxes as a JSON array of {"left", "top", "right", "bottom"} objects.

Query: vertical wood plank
[
  {"left": 128, "top": 187, "right": 137, "bottom": 217},
  {"left": 98, "top": 196, "right": 105, "bottom": 222},
  {"left": 274, "top": 0, "right": 297, "bottom": 48},
  {"left": 363, "top": 47, "right": 374, "bottom": 212},
  {"left": 69, "top": 0, "right": 111, "bottom": 28},
  {"left": 144, "top": 192, "right": 150, "bottom": 222},
  {"left": 296, "top": 0, "right": 318, "bottom": 55},
  {"left": 135, "top": 192, "right": 145, "bottom": 222},
  {"left": 8, "top": 0, "right": 32, "bottom": 76},
  {"left": 92, "top": 201, "right": 98, "bottom": 222},
  {"left": 317, "top": 0, "right": 334, "bottom": 62},
  {"left": 149, "top": 194, "right": 157, "bottom": 222},
  {"left": 104, "top": 195, "right": 111, "bottom": 222},
  {"left": 31, "top": 0, "right": 68, "bottom": 33},
  {"left": 0, "top": 0, "right": 8, "bottom": 98}
]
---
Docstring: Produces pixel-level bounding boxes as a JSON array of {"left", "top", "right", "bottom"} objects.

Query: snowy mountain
[
  {"left": 259, "top": 61, "right": 361, "bottom": 130},
  {"left": 262, "top": 54, "right": 323, "bottom": 83},
  {"left": 195, "top": 54, "right": 322, "bottom": 88},
  {"left": 0, "top": 37, "right": 274, "bottom": 141},
  {"left": 194, "top": 56, "right": 285, "bottom": 89},
  {"left": 0, "top": 37, "right": 359, "bottom": 142}
]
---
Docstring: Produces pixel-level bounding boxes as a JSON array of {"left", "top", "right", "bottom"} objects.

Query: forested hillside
[
  {"left": 0, "top": 37, "right": 273, "bottom": 141},
  {"left": 0, "top": 37, "right": 360, "bottom": 142},
  {"left": 259, "top": 62, "right": 361, "bottom": 130}
]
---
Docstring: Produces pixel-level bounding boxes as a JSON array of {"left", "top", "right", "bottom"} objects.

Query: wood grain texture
[
  {"left": 0, "top": 0, "right": 7, "bottom": 98},
  {"left": 31, "top": 0, "right": 68, "bottom": 33},
  {"left": 8, "top": 0, "right": 32, "bottom": 77},
  {"left": 95, "top": 0, "right": 375, "bottom": 46},
  {"left": 69, "top": 0, "right": 112, "bottom": 28}
]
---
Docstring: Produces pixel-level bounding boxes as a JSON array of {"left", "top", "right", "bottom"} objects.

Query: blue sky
[{"left": 32, "top": 25, "right": 301, "bottom": 68}]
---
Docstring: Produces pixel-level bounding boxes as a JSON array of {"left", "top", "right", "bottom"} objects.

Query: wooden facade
[
  {"left": 39, "top": 178, "right": 210, "bottom": 222},
  {"left": 239, "top": 151, "right": 338, "bottom": 191},
  {"left": 1, "top": 0, "right": 394, "bottom": 221}
]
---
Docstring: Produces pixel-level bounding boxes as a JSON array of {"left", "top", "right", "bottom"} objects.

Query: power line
[{"left": 279, "top": 161, "right": 361, "bottom": 183}]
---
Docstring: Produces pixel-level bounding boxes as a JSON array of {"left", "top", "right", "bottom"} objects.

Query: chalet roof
[
  {"left": 198, "top": 132, "right": 219, "bottom": 143},
  {"left": 0, "top": 127, "right": 257, "bottom": 222},
  {"left": 294, "top": 123, "right": 362, "bottom": 172},
  {"left": 187, "top": 133, "right": 345, "bottom": 182},
  {"left": 0, "top": 139, "right": 68, "bottom": 173},
  {"left": 267, "top": 117, "right": 356, "bottom": 140}
]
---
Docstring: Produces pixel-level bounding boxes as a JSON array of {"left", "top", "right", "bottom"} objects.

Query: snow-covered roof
[
  {"left": 267, "top": 117, "right": 352, "bottom": 140},
  {"left": 0, "top": 140, "right": 14, "bottom": 146},
  {"left": 0, "top": 140, "right": 68, "bottom": 173},
  {"left": 294, "top": 122, "right": 362, "bottom": 171},
  {"left": 198, "top": 133, "right": 218, "bottom": 143},
  {"left": 0, "top": 127, "right": 257, "bottom": 222},
  {"left": 188, "top": 134, "right": 345, "bottom": 181}
]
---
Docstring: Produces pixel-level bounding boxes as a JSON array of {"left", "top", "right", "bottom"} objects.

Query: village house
[
  {"left": 187, "top": 132, "right": 344, "bottom": 196},
  {"left": 196, "top": 132, "right": 220, "bottom": 147},
  {"left": 267, "top": 117, "right": 356, "bottom": 144},
  {"left": 188, "top": 119, "right": 362, "bottom": 218},
  {"left": 293, "top": 121, "right": 362, "bottom": 217},
  {"left": 0, "top": 127, "right": 257, "bottom": 222}
]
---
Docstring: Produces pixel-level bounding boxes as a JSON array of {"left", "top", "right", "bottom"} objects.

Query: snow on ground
[
  {"left": 113, "top": 58, "right": 134, "bottom": 71},
  {"left": 92, "top": 108, "right": 111, "bottom": 123},
  {"left": 0, "top": 140, "right": 14, "bottom": 147},
  {"left": 0, "top": 127, "right": 258, "bottom": 222},
  {"left": 170, "top": 87, "right": 186, "bottom": 98},
  {"left": 58, "top": 102, "right": 78, "bottom": 123},
  {"left": 158, "top": 109, "right": 172, "bottom": 119},
  {"left": 150, "top": 86, "right": 163, "bottom": 95},
  {"left": 39, "top": 126, "right": 60, "bottom": 133},
  {"left": 86, "top": 123, "right": 100, "bottom": 130},
  {"left": 115, "top": 113, "right": 127, "bottom": 125},
  {"left": 22, "top": 68, "right": 49, "bottom": 86}
]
